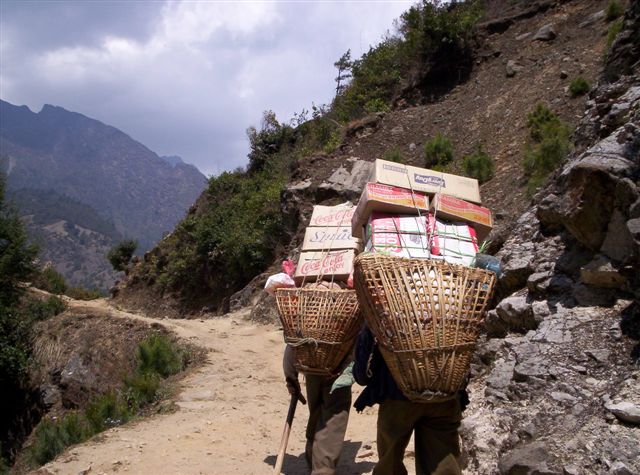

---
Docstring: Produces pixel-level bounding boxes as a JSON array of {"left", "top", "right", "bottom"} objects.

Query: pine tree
[{"left": 334, "top": 49, "right": 353, "bottom": 96}]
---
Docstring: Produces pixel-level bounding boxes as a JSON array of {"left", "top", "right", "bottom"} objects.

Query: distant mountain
[
  {"left": 161, "top": 155, "right": 186, "bottom": 168},
  {"left": 0, "top": 100, "right": 208, "bottom": 289}
]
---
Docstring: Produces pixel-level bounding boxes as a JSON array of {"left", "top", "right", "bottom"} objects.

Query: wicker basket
[
  {"left": 353, "top": 253, "right": 496, "bottom": 401},
  {"left": 275, "top": 288, "right": 363, "bottom": 376}
]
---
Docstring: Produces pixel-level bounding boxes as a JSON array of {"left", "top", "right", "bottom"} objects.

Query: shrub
[
  {"left": 569, "top": 76, "right": 590, "bottom": 97},
  {"left": 383, "top": 148, "right": 406, "bottom": 163},
  {"left": 605, "top": 0, "right": 625, "bottom": 21},
  {"left": 0, "top": 176, "right": 37, "bottom": 308},
  {"left": 125, "top": 372, "right": 161, "bottom": 408},
  {"left": 462, "top": 147, "right": 495, "bottom": 184},
  {"left": 107, "top": 239, "right": 137, "bottom": 272},
  {"left": 523, "top": 104, "right": 571, "bottom": 192},
  {"left": 85, "top": 391, "right": 131, "bottom": 433},
  {"left": 27, "top": 413, "right": 92, "bottom": 466},
  {"left": 33, "top": 267, "right": 66, "bottom": 295},
  {"left": 607, "top": 19, "right": 623, "bottom": 48},
  {"left": 24, "top": 296, "right": 66, "bottom": 321},
  {"left": 424, "top": 134, "right": 454, "bottom": 169},
  {"left": 65, "top": 287, "right": 102, "bottom": 300},
  {"left": 246, "top": 110, "right": 294, "bottom": 173},
  {"left": 136, "top": 334, "right": 185, "bottom": 378}
]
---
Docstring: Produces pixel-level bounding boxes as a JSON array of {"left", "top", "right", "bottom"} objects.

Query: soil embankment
[{"left": 35, "top": 299, "right": 386, "bottom": 475}]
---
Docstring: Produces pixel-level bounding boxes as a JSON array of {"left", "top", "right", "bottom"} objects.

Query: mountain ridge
[{"left": 0, "top": 99, "right": 208, "bottom": 289}]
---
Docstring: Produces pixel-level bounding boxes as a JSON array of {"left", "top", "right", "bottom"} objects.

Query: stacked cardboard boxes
[
  {"left": 295, "top": 203, "right": 361, "bottom": 285},
  {"left": 352, "top": 159, "right": 494, "bottom": 267}
]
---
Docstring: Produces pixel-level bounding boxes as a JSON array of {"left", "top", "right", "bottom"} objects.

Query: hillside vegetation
[{"left": 117, "top": 0, "right": 490, "bottom": 313}]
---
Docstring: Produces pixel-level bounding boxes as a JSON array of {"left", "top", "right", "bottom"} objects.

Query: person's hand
[{"left": 286, "top": 377, "right": 306, "bottom": 404}]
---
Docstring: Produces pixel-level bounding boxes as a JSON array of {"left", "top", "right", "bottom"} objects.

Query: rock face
[{"left": 465, "top": 59, "right": 640, "bottom": 475}]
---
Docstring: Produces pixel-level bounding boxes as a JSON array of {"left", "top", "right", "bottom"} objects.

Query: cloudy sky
[{"left": 1, "top": 1, "right": 413, "bottom": 176}]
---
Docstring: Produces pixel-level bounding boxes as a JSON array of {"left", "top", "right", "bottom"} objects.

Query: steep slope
[
  {"left": 0, "top": 100, "right": 208, "bottom": 289},
  {"left": 117, "top": 0, "right": 614, "bottom": 317}
]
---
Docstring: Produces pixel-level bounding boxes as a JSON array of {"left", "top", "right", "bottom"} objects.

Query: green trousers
[
  {"left": 304, "top": 374, "right": 352, "bottom": 475},
  {"left": 374, "top": 398, "right": 462, "bottom": 475}
]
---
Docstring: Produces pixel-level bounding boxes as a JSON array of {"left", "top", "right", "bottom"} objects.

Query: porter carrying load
[
  {"left": 274, "top": 203, "right": 363, "bottom": 376},
  {"left": 352, "top": 159, "right": 498, "bottom": 401}
]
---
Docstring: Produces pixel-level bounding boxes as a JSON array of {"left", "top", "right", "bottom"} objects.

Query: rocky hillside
[
  {"left": 0, "top": 100, "right": 207, "bottom": 289},
  {"left": 113, "top": 0, "right": 640, "bottom": 472},
  {"left": 117, "top": 0, "right": 616, "bottom": 317}
]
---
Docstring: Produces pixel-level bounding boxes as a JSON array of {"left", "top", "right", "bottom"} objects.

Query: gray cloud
[{"left": 0, "top": 1, "right": 413, "bottom": 176}]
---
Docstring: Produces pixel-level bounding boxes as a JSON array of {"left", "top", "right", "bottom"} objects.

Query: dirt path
[{"left": 37, "top": 299, "right": 404, "bottom": 475}]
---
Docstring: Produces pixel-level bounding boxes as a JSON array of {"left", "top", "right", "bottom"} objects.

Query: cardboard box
[
  {"left": 302, "top": 226, "right": 361, "bottom": 252},
  {"left": 370, "top": 159, "right": 482, "bottom": 204},
  {"left": 369, "top": 231, "right": 430, "bottom": 251},
  {"left": 428, "top": 216, "right": 479, "bottom": 267},
  {"left": 294, "top": 249, "right": 355, "bottom": 284},
  {"left": 309, "top": 204, "right": 356, "bottom": 227},
  {"left": 352, "top": 183, "right": 430, "bottom": 239},
  {"left": 366, "top": 212, "right": 428, "bottom": 241},
  {"left": 365, "top": 239, "right": 433, "bottom": 259},
  {"left": 431, "top": 194, "right": 493, "bottom": 242}
]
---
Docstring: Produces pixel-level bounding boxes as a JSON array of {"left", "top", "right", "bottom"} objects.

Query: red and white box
[
  {"left": 366, "top": 212, "right": 428, "bottom": 241},
  {"left": 352, "top": 183, "right": 430, "bottom": 239},
  {"left": 309, "top": 204, "right": 356, "bottom": 227},
  {"left": 427, "top": 215, "right": 479, "bottom": 267},
  {"left": 294, "top": 249, "right": 355, "bottom": 285},
  {"left": 431, "top": 193, "right": 493, "bottom": 243}
]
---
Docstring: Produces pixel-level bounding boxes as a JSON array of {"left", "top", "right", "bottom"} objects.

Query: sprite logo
[{"left": 414, "top": 173, "right": 445, "bottom": 187}]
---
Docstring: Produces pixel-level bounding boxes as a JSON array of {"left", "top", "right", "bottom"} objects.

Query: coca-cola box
[
  {"left": 294, "top": 249, "right": 355, "bottom": 285},
  {"left": 309, "top": 204, "right": 356, "bottom": 227},
  {"left": 302, "top": 226, "right": 361, "bottom": 252}
]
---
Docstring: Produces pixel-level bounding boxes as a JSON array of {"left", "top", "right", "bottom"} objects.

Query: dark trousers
[
  {"left": 374, "top": 398, "right": 462, "bottom": 475},
  {"left": 304, "top": 374, "right": 352, "bottom": 475}
]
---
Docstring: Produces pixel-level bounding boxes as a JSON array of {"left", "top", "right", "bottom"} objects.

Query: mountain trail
[{"left": 36, "top": 298, "right": 386, "bottom": 475}]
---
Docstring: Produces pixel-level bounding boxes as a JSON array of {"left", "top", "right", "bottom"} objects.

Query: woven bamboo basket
[
  {"left": 275, "top": 288, "right": 363, "bottom": 376},
  {"left": 353, "top": 253, "right": 496, "bottom": 401}
]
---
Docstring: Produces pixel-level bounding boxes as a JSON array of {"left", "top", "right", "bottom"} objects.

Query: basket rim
[
  {"left": 275, "top": 287, "right": 356, "bottom": 295},
  {"left": 354, "top": 252, "right": 496, "bottom": 278}
]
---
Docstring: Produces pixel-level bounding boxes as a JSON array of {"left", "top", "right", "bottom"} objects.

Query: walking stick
[{"left": 273, "top": 391, "right": 306, "bottom": 474}]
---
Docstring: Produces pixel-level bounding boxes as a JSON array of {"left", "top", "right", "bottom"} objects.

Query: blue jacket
[
  {"left": 352, "top": 327, "right": 469, "bottom": 412},
  {"left": 352, "top": 327, "right": 407, "bottom": 412}
]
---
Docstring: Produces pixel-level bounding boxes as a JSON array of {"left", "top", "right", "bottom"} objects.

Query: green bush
[
  {"left": 107, "top": 239, "right": 137, "bottom": 272},
  {"left": 0, "top": 176, "right": 37, "bottom": 308},
  {"left": 136, "top": 334, "right": 185, "bottom": 378},
  {"left": 605, "top": 0, "right": 625, "bottom": 21},
  {"left": 383, "top": 148, "right": 406, "bottom": 164},
  {"left": 33, "top": 267, "right": 66, "bottom": 294},
  {"left": 85, "top": 391, "right": 131, "bottom": 433},
  {"left": 246, "top": 110, "right": 294, "bottom": 173},
  {"left": 569, "top": 76, "right": 591, "bottom": 97},
  {"left": 607, "top": 19, "right": 624, "bottom": 48},
  {"left": 462, "top": 147, "right": 495, "bottom": 184},
  {"left": 331, "top": 1, "right": 483, "bottom": 122},
  {"left": 27, "top": 413, "right": 93, "bottom": 466},
  {"left": 65, "top": 287, "right": 102, "bottom": 300},
  {"left": 125, "top": 372, "right": 161, "bottom": 408},
  {"left": 24, "top": 296, "right": 66, "bottom": 321},
  {"left": 523, "top": 104, "right": 571, "bottom": 192},
  {"left": 424, "top": 134, "right": 454, "bottom": 169}
]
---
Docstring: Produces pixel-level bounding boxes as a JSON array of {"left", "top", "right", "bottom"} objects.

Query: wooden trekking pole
[{"left": 273, "top": 391, "right": 306, "bottom": 474}]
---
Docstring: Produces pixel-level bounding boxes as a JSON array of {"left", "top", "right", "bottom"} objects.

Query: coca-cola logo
[
  {"left": 300, "top": 252, "right": 347, "bottom": 275},
  {"left": 414, "top": 173, "right": 445, "bottom": 187},
  {"left": 312, "top": 209, "right": 355, "bottom": 226}
]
